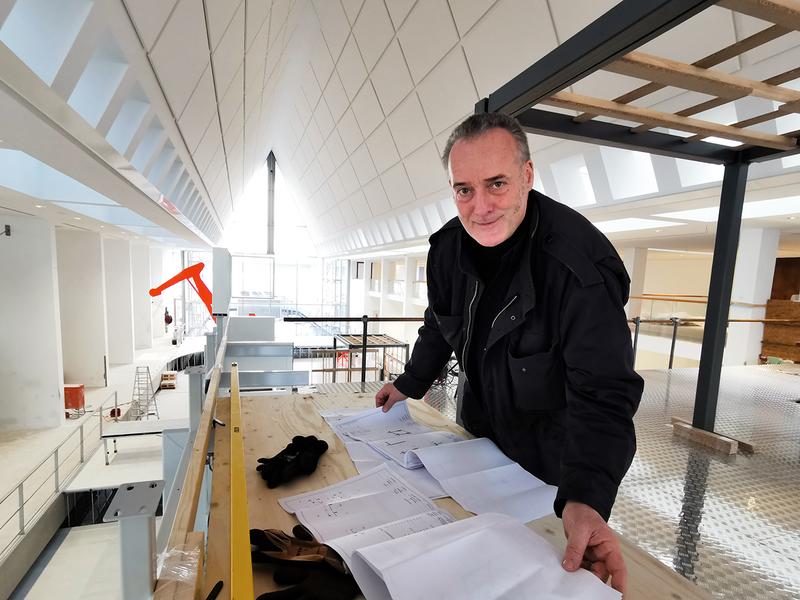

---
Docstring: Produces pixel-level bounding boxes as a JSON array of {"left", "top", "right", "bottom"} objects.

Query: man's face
[{"left": 448, "top": 128, "right": 533, "bottom": 247}]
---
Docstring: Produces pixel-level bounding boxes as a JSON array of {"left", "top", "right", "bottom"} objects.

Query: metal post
[
  {"left": 18, "top": 484, "right": 24, "bottom": 534},
  {"left": 669, "top": 317, "right": 680, "bottom": 370},
  {"left": 632, "top": 316, "right": 641, "bottom": 360},
  {"left": 267, "top": 152, "right": 276, "bottom": 255},
  {"left": 80, "top": 426, "right": 85, "bottom": 463},
  {"left": 205, "top": 332, "right": 216, "bottom": 373},
  {"left": 54, "top": 449, "right": 59, "bottom": 492},
  {"left": 186, "top": 366, "right": 206, "bottom": 433},
  {"left": 361, "top": 315, "right": 368, "bottom": 383},
  {"left": 693, "top": 160, "right": 749, "bottom": 431},
  {"left": 114, "top": 390, "right": 119, "bottom": 422},
  {"left": 332, "top": 337, "right": 337, "bottom": 383},
  {"left": 104, "top": 481, "right": 163, "bottom": 600}
]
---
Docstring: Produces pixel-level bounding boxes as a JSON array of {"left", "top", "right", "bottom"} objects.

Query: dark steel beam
[
  {"left": 481, "top": 0, "right": 718, "bottom": 117},
  {"left": 740, "top": 139, "right": 800, "bottom": 163},
  {"left": 517, "top": 108, "right": 738, "bottom": 164},
  {"left": 692, "top": 159, "right": 749, "bottom": 432}
]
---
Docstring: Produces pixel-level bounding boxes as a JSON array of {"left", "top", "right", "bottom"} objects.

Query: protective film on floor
[{"left": 320, "top": 366, "right": 800, "bottom": 600}]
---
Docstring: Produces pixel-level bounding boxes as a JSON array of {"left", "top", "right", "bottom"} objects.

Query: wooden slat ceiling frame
[{"left": 560, "top": 0, "right": 800, "bottom": 152}]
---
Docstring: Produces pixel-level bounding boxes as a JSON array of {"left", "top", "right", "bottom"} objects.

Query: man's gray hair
[{"left": 441, "top": 112, "right": 531, "bottom": 169}]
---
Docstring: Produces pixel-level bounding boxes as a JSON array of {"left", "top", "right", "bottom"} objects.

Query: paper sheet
[
  {"left": 344, "top": 441, "right": 447, "bottom": 499},
  {"left": 325, "top": 509, "right": 455, "bottom": 564},
  {"left": 350, "top": 512, "right": 621, "bottom": 600},
  {"left": 278, "top": 464, "right": 441, "bottom": 542},
  {"left": 319, "top": 404, "right": 452, "bottom": 498},
  {"left": 368, "top": 430, "right": 464, "bottom": 468},
  {"left": 410, "top": 438, "right": 557, "bottom": 522},
  {"left": 332, "top": 401, "right": 432, "bottom": 442}
]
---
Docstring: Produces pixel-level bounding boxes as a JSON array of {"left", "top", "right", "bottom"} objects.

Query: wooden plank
[
  {"left": 541, "top": 91, "right": 797, "bottom": 149},
  {"left": 575, "top": 24, "right": 789, "bottom": 122},
  {"left": 606, "top": 51, "right": 800, "bottom": 104},
  {"left": 672, "top": 421, "right": 738, "bottom": 454},
  {"left": 670, "top": 417, "right": 755, "bottom": 453},
  {"left": 718, "top": 0, "right": 800, "bottom": 32},
  {"left": 204, "top": 397, "right": 231, "bottom": 600},
  {"left": 211, "top": 389, "right": 712, "bottom": 600}
]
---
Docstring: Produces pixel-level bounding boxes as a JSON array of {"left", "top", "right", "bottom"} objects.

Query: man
[{"left": 375, "top": 112, "right": 643, "bottom": 594}]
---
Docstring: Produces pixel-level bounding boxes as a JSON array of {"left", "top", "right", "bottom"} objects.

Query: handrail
[
  {"left": 631, "top": 294, "right": 766, "bottom": 308},
  {"left": 0, "top": 389, "right": 119, "bottom": 561},
  {"left": 0, "top": 390, "right": 118, "bottom": 506},
  {"left": 154, "top": 319, "right": 228, "bottom": 598}
]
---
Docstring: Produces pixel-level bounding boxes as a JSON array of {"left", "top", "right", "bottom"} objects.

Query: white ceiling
[{"left": 1, "top": 0, "right": 800, "bottom": 254}]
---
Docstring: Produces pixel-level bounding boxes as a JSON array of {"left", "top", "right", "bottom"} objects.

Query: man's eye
[
  {"left": 456, "top": 188, "right": 471, "bottom": 197},
  {"left": 490, "top": 181, "right": 506, "bottom": 189}
]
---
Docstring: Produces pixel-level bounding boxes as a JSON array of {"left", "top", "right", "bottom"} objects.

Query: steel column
[
  {"left": 267, "top": 152, "right": 276, "bottom": 255},
  {"left": 693, "top": 160, "right": 749, "bottom": 431},
  {"left": 361, "top": 315, "right": 368, "bottom": 383}
]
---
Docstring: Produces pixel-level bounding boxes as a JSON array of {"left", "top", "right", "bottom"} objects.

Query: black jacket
[{"left": 394, "top": 191, "right": 643, "bottom": 521}]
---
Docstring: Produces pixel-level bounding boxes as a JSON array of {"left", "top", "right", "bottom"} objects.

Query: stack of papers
[
  {"left": 327, "top": 401, "right": 463, "bottom": 468},
  {"left": 409, "top": 438, "right": 558, "bottom": 522},
  {"left": 278, "top": 463, "right": 455, "bottom": 565},
  {"left": 350, "top": 512, "right": 622, "bottom": 600}
]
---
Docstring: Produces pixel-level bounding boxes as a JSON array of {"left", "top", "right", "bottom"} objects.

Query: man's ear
[{"left": 524, "top": 160, "right": 534, "bottom": 190}]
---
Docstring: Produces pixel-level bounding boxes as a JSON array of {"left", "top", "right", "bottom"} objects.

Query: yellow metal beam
[{"left": 229, "top": 363, "right": 254, "bottom": 600}]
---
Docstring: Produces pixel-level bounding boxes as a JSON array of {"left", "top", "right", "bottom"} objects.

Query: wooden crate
[{"left": 160, "top": 371, "right": 177, "bottom": 389}]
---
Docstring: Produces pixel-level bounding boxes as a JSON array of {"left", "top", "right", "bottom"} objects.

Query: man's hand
[
  {"left": 375, "top": 382, "right": 408, "bottom": 412},
  {"left": 561, "top": 501, "right": 627, "bottom": 595}
]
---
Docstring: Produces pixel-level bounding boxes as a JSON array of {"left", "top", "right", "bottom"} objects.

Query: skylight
[
  {"left": 592, "top": 218, "right": 682, "bottom": 234},
  {"left": 655, "top": 196, "right": 800, "bottom": 222}
]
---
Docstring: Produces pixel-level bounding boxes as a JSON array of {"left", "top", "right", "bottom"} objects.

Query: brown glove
[{"left": 250, "top": 524, "right": 347, "bottom": 574}]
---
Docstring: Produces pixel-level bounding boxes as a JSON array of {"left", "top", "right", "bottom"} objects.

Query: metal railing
[
  {"left": 0, "top": 390, "right": 120, "bottom": 562},
  {"left": 630, "top": 316, "right": 800, "bottom": 369},
  {"left": 284, "top": 315, "right": 422, "bottom": 382}
]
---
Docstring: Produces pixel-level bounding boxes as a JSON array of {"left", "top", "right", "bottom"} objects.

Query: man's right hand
[{"left": 375, "top": 382, "right": 408, "bottom": 412}]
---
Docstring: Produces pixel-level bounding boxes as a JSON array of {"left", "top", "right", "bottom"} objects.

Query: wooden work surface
[{"left": 205, "top": 388, "right": 710, "bottom": 600}]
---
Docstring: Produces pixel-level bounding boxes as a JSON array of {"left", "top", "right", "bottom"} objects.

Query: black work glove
[
  {"left": 256, "top": 436, "right": 329, "bottom": 488},
  {"left": 252, "top": 524, "right": 359, "bottom": 600}
]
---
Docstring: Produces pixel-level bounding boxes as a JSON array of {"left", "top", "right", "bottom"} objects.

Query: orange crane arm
[{"left": 149, "top": 262, "right": 214, "bottom": 320}]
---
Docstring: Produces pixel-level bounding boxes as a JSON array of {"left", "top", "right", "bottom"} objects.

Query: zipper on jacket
[
  {"left": 490, "top": 295, "right": 518, "bottom": 330},
  {"left": 461, "top": 281, "right": 479, "bottom": 380}
]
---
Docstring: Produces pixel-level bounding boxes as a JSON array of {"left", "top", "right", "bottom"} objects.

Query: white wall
[
  {"left": 131, "top": 243, "right": 152, "bottom": 349},
  {"left": 103, "top": 237, "right": 135, "bottom": 365},
  {"left": 150, "top": 247, "right": 164, "bottom": 338},
  {"left": 0, "top": 215, "right": 64, "bottom": 429},
  {"left": 56, "top": 229, "right": 108, "bottom": 386},
  {"left": 643, "top": 253, "right": 712, "bottom": 296}
]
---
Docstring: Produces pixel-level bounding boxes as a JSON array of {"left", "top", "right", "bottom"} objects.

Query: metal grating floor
[{"left": 318, "top": 366, "right": 800, "bottom": 599}]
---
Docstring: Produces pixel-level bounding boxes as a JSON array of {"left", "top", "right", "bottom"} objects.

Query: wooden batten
[
  {"left": 605, "top": 51, "right": 800, "bottom": 104},
  {"left": 718, "top": 0, "right": 800, "bottom": 32},
  {"left": 541, "top": 91, "right": 797, "bottom": 149}
]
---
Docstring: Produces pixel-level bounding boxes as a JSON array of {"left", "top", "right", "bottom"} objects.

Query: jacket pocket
[
  {"left": 508, "top": 344, "right": 566, "bottom": 411},
  {"left": 433, "top": 313, "right": 463, "bottom": 353}
]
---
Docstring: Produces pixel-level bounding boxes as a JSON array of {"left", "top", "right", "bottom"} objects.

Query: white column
[
  {"left": 402, "top": 256, "right": 413, "bottom": 317},
  {"left": 212, "top": 247, "right": 232, "bottom": 315},
  {"left": 150, "top": 247, "right": 165, "bottom": 338},
  {"left": 56, "top": 229, "right": 108, "bottom": 387},
  {"left": 104, "top": 237, "right": 135, "bottom": 365},
  {"left": 379, "top": 258, "right": 390, "bottom": 316},
  {"left": 131, "top": 243, "right": 153, "bottom": 349},
  {"left": 622, "top": 247, "right": 648, "bottom": 318},
  {"left": 0, "top": 215, "right": 64, "bottom": 429},
  {"left": 724, "top": 228, "right": 780, "bottom": 366}
]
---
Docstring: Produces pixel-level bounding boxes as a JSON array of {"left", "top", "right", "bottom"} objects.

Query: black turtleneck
[{"left": 462, "top": 205, "right": 532, "bottom": 408}]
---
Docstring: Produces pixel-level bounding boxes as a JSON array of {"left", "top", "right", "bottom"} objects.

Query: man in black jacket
[{"left": 375, "top": 113, "right": 643, "bottom": 594}]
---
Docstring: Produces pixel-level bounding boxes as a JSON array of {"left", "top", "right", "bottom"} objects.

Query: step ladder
[{"left": 131, "top": 366, "right": 159, "bottom": 420}]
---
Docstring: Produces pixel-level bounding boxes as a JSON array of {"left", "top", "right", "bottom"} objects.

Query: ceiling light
[
  {"left": 788, "top": 216, "right": 797, "bottom": 221},
  {"left": 35, "top": 204, "right": 43, "bottom": 208},
  {"left": 656, "top": 196, "right": 800, "bottom": 222},
  {"left": 591, "top": 218, "right": 682, "bottom": 234},
  {"left": 100, "top": 225, "right": 104, "bottom": 228},
  {"left": 73, "top": 216, "right": 81, "bottom": 220}
]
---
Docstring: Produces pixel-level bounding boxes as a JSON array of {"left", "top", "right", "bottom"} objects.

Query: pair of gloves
[
  {"left": 256, "top": 435, "right": 329, "bottom": 488},
  {"left": 251, "top": 524, "right": 359, "bottom": 600}
]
